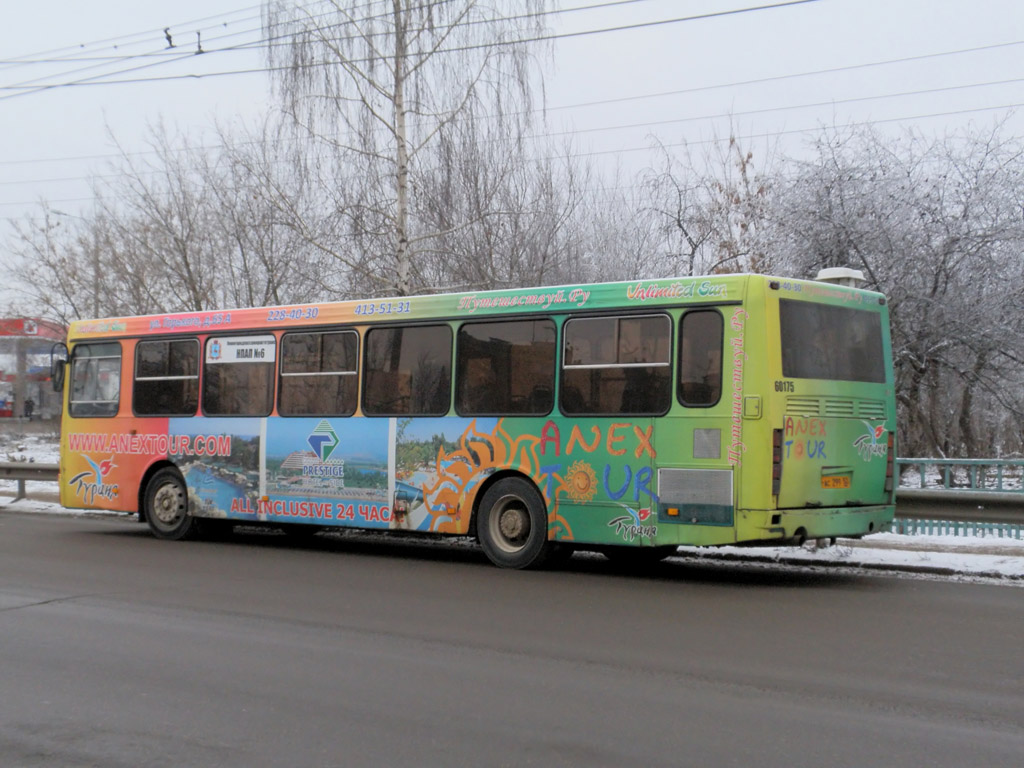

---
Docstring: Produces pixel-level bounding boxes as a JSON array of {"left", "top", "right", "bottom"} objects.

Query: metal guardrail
[
  {"left": 893, "top": 487, "right": 1024, "bottom": 539},
  {"left": 897, "top": 458, "right": 1024, "bottom": 493},
  {"left": 0, "top": 462, "right": 59, "bottom": 501}
]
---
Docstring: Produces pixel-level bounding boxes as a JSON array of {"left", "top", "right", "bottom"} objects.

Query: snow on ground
[
  {"left": 900, "top": 462, "right": 1024, "bottom": 492},
  {"left": 0, "top": 423, "right": 61, "bottom": 497},
  {"left": 0, "top": 427, "right": 59, "bottom": 462},
  {"left": 676, "top": 534, "right": 1024, "bottom": 582}
]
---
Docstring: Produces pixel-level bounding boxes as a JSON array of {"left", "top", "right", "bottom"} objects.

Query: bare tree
[
  {"left": 776, "top": 123, "right": 1024, "bottom": 457},
  {"left": 208, "top": 118, "right": 340, "bottom": 305},
  {"left": 642, "top": 134, "right": 779, "bottom": 277},
  {"left": 263, "top": 0, "right": 550, "bottom": 296},
  {"left": 9, "top": 120, "right": 337, "bottom": 322}
]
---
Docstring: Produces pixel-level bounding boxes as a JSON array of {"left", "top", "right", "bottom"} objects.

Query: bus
[{"left": 52, "top": 273, "right": 896, "bottom": 568}]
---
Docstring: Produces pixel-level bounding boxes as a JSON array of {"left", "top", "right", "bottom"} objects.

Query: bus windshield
[{"left": 779, "top": 299, "right": 885, "bottom": 383}]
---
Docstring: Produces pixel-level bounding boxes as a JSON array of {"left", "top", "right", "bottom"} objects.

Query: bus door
[{"left": 653, "top": 307, "right": 737, "bottom": 545}]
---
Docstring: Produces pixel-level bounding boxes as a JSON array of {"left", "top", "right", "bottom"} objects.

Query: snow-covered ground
[
  {"left": 900, "top": 461, "right": 1024, "bottom": 492},
  {"left": 677, "top": 533, "right": 1024, "bottom": 582},
  {"left": 0, "top": 424, "right": 60, "bottom": 500},
  {"left": 0, "top": 424, "right": 59, "bottom": 465}
]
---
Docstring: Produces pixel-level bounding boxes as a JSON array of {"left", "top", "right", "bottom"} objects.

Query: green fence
[
  {"left": 888, "top": 518, "right": 1023, "bottom": 540},
  {"left": 897, "top": 458, "right": 1024, "bottom": 493}
]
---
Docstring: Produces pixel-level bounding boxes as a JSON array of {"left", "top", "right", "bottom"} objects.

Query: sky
[{"left": 1, "top": 0, "right": 1023, "bottom": 254}]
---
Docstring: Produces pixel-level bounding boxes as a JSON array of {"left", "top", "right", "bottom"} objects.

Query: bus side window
[
  {"left": 678, "top": 310, "right": 723, "bottom": 407},
  {"left": 561, "top": 314, "right": 671, "bottom": 416},
  {"left": 362, "top": 325, "right": 452, "bottom": 416},
  {"left": 69, "top": 342, "right": 122, "bottom": 418},
  {"left": 134, "top": 338, "right": 199, "bottom": 416},
  {"left": 202, "top": 335, "right": 276, "bottom": 416},
  {"left": 279, "top": 330, "right": 358, "bottom": 416},
  {"left": 455, "top": 319, "right": 555, "bottom": 416}
]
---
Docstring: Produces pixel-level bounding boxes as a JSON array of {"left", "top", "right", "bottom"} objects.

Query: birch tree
[{"left": 263, "top": 0, "right": 550, "bottom": 296}]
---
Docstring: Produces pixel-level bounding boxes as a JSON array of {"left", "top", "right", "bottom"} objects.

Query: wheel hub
[
  {"left": 498, "top": 506, "right": 528, "bottom": 542},
  {"left": 153, "top": 485, "right": 183, "bottom": 524}
]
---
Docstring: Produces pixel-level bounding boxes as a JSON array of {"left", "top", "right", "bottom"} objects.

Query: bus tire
[
  {"left": 144, "top": 468, "right": 199, "bottom": 541},
  {"left": 477, "top": 477, "right": 553, "bottom": 569}
]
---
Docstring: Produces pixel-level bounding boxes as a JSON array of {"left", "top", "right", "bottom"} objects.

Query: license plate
[{"left": 821, "top": 475, "right": 851, "bottom": 489}]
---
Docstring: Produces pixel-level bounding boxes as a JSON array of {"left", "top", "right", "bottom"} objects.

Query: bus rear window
[{"left": 779, "top": 299, "right": 885, "bottom": 383}]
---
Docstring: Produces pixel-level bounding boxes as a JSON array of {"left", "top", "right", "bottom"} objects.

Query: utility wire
[
  {"left": 2, "top": 99, "right": 1020, "bottom": 214},
  {"left": 533, "top": 76, "right": 1024, "bottom": 140},
  {"left": 1, "top": 0, "right": 665, "bottom": 68},
  {"left": 3, "top": 73, "right": 1021, "bottom": 187},
  {"left": 0, "top": 0, "right": 660, "bottom": 86},
  {"left": 0, "top": 1, "right": 820, "bottom": 100},
  {"left": 1, "top": 34, "right": 1021, "bottom": 170},
  {"left": 0, "top": 4, "right": 264, "bottom": 69}
]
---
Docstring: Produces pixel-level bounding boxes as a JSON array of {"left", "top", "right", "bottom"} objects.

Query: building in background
[{"left": 0, "top": 318, "right": 66, "bottom": 420}]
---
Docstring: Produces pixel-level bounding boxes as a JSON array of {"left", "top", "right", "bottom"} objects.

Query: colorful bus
[{"left": 53, "top": 273, "right": 896, "bottom": 568}]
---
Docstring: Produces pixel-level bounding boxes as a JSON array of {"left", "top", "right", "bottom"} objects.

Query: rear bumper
[{"left": 737, "top": 505, "right": 894, "bottom": 545}]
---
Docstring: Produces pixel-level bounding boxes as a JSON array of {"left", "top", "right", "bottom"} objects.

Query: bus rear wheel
[
  {"left": 477, "top": 478, "right": 553, "bottom": 569},
  {"left": 144, "top": 468, "right": 199, "bottom": 540}
]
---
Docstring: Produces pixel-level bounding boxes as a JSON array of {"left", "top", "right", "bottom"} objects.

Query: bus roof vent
[{"left": 815, "top": 267, "right": 865, "bottom": 287}]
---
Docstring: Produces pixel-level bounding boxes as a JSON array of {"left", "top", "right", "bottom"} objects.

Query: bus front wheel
[
  {"left": 144, "top": 468, "right": 199, "bottom": 541},
  {"left": 477, "top": 478, "right": 553, "bottom": 569}
]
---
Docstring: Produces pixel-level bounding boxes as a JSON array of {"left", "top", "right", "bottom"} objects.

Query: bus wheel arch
[
  {"left": 142, "top": 465, "right": 200, "bottom": 541},
  {"left": 472, "top": 472, "right": 555, "bottom": 569}
]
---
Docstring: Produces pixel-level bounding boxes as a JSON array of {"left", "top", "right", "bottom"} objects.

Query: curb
[{"left": 675, "top": 549, "right": 1024, "bottom": 580}]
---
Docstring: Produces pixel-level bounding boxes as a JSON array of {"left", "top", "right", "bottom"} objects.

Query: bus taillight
[
  {"left": 772, "top": 428, "right": 783, "bottom": 496},
  {"left": 884, "top": 431, "right": 895, "bottom": 495}
]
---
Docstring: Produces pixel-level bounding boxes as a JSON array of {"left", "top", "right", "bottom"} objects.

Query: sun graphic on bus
[{"left": 564, "top": 460, "right": 598, "bottom": 502}]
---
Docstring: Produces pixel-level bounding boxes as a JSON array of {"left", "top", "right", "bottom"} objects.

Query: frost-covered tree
[
  {"left": 775, "top": 123, "right": 1024, "bottom": 456},
  {"left": 263, "top": 0, "right": 551, "bottom": 296}
]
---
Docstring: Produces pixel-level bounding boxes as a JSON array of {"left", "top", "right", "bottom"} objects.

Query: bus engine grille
[{"left": 786, "top": 396, "right": 885, "bottom": 420}]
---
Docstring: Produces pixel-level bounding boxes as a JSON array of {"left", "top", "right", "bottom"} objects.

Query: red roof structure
[{"left": 0, "top": 317, "right": 65, "bottom": 342}]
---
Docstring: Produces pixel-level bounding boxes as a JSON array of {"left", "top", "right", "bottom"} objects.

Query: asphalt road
[{"left": 1, "top": 512, "right": 1022, "bottom": 768}]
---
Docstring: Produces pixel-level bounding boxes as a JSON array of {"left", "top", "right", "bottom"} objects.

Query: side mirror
[{"left": 50, "top": 342, "right": 68, "bottom": 392}]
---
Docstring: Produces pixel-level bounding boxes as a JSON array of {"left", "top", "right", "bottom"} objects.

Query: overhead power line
[
  {"left": 0, "top": 4, "right": 263, "bottom": 68},
  {"left": 0, "top": 0, "right": 663, "bottom": 90},
  {"left": 1, "top": 33, "right": 1021, "bottom": 170},
  {"left": 0, "top": 0, "right": 662, "bottom": 68},
  {"left": 2, "top": 99, "right": 1020, "bottom": 216},
  {"left": 0, "top": 0, "right": 820, "bottom": 100},
  {"left": 3, "top": 73, "right": 1021, "bottom": 188},
  {"left": 559, "top": 101, "right": 1024, "bottom": 161}
]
